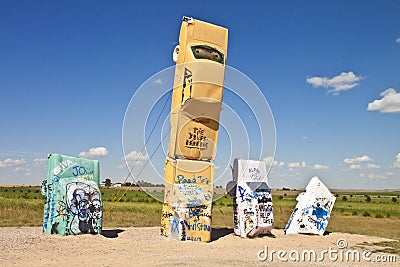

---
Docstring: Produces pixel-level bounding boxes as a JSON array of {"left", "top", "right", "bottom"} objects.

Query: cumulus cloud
[
  {"left": 125, "top": 151, "right": 148, "bottom": 162},
  {"left": 13, "top": 166, "right": 30, "bottom": 174},
  {"left": 350, "top": 164, "right": 361, "bottom": 170},
  {"left": 367, "top": 88, "right": 400, "bottom": 113},
  {"left": 262, "top": 156, "right": 284, "bottom": 168},
  {"left": 366, "top": 163, "right": 380, "bottom": 169},
  {"left": 78, "top": 147, "right": 108, "bottom": 158},
  {"left": 288, "top": 161, "right": 306, "bottom": 168},
  {"left": 33, "top": 158, "right": 47, "bottom": 166},
  {"left": 396, "top": 37, "right": 400, "bottom": 44},
  {"left": 123, "top": 151, "right": 148, "bottom": 167},
  {"left": 263, "top": 156, "right": 274, "bottom": 166},
  {"left": 306, "top": 71, "right": 363, "bottom": 95},
  {"left": 312, "top": 164, "right": 329, "bottom": 170},
  {"left": 368, "top": 173, "right": 385, "bottom": 180},
  {"left": 343, "top": 155, "right": 372, "bottom": 164},
  {"left": 0, "top": 158, "right": 26, "bottom": 168},
  {"left": 394, "top": 153, "right": 400, "bottom": 168},
  {"left": 13, "top": 166, "right": 25, "bottom": 172},
  {"left": 153, "top": 78, "right": 163, "bottom": 84}
]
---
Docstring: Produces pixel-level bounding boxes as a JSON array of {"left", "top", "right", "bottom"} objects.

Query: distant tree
[
  {"left": 392, "top": 197, "right": 397, "bottom": 203},
  {"left": 137, "top": 180, "right": 156, "bottom": 187},
  {"left": 104, "top": 178, "right": 111, "bottom": 187},
  {"left": 342, "top": 196, "right": 348, "bottom": 202},
  {"left": 362, "top": 211, "right": 371, "bottom": 217},
  {"left": 365, "top": 195, "right": 371, "bottom": 203},
  {"left": 349, "top": 194, "right": 353, "bottom": 198}
]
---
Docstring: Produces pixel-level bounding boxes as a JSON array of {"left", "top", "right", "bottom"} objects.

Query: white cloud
[
  {"left": 13, "top": 166, "right": 25, "bottom": 172},
  {"left": 367, "top": 88, "right": 400, "bottom": 113},
  {"left": 368, "top": 173, "right": 385, "bottom": 180},
  {"left": 125, "top": 151, "right": 148, "bottom": 161},
  {"left": 263, "top": 156, "right": 274, "bottom": 166},
  {"left": 288, "top": 161, "right": 306, "bottom": 168},
  {"left": 124, "top": 151, "right": 148, "bottom": 167},
  {"left": 396, "top": 37, "right": 400, "bottom": 44},
  {"left": 263, "top": 156, "right": 284, "bottom": 168},
  {"left": 306, "top": 71, "right": 363, "bottom": 95},
  {"left": 287, "top": 162, "right": 298, "bottom": 168},
  {"left": 312, "top": 164, "right": 329, "bottom": 170},
  {"left": 350, "top": 164, "right": 361, "bottom": 170},
  {"left": 13, "top": 166, "right": 31, "bottom": 176},
  {"left": 366, "top": 163, "right": 380, "bottom": 169},
  {"left": 344, "top": 155, "right": 372, "bottom": 164},
  {"left": 0, "top": 158, "right": 26, "bottom": 168},
  {"left": 153, "top": 78, "right": 163, "bottom": 84},
  {"left": 33, "top": 158, "right": 47, "bottom": 166},
  {"left": 78, "top": 147, "right": 108, "bottom": 158},
  {"left": 394, "top": 153, "right": 400, "bottom": 168}
]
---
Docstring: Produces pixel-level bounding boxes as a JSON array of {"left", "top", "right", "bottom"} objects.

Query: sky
[{"left": 1, "top": 1, "right": 399, "bottom": 190}]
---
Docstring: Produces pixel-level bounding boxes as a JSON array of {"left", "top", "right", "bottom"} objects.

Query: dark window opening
[{"left": 191, "top": 45, "right": 224, "bottom": 64}]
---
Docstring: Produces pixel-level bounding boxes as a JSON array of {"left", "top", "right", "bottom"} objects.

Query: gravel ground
[{"left": 0, "top": 227, "right": 398, "bottom": 266}]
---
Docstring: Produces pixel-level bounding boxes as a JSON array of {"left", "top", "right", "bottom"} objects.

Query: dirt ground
[{"left": 0, "top": 227, "right": 397, "bottom": 266}]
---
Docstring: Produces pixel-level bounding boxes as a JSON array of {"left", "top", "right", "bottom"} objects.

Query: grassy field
[{"left": 0, "top": 186, "right": 399, "bottom": 241}]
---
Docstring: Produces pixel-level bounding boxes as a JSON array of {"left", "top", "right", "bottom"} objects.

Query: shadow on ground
[
  {"left": 102, "top": 229, "right": 125, "bottom": 238},
  {"left": 211, "top": 228, "right": 233, "bottom": 241},
  {"left": 324, "top": 231, "right": 332, "bottom": 236}
]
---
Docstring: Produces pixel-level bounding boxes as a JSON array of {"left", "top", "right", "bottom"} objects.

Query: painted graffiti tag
[
  {"left": 48, "top": 175, "right": 61, "bottom": 227},
  {"left": 176, "top": 174, "right": 210, "bottom": 185},
  {"left": 170, "top": 219, "right": 180, "bottom": 233},
  {"left": 72, "top": 165, "right": 94, "bottom": 181},
  {"left": 249, "top": 167, "right": 261, "bottom": 180},
  {"left": 182, "top": 67, "right": 193, "bottom": 103},
  {"left": 53, "top": 159, "right": 74, "bottom": 176},
  {"left": 234, "top": 186, "right": 274, "bottom": 237},
  {"left": 185, "top": 127, "right": 208, "bottom": 149},
  {"left": 66, "top": 182, "right": 102, "bottom": 234},
  {"left": 238, "top": 185, "right": 246, "bottom": 202}
]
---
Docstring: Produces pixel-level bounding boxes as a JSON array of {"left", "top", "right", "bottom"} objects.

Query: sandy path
[{"left": 0, "top": 227, "right": 397, "bottom": 266}]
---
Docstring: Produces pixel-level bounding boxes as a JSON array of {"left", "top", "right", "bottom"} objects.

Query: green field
[{"left": 1, "top": 186, "right": 399, "bottom": 241}]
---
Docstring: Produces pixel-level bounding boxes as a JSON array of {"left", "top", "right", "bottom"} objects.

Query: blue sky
[{"left": 1, "top": 1, "right": 399, "bottom": 189}]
